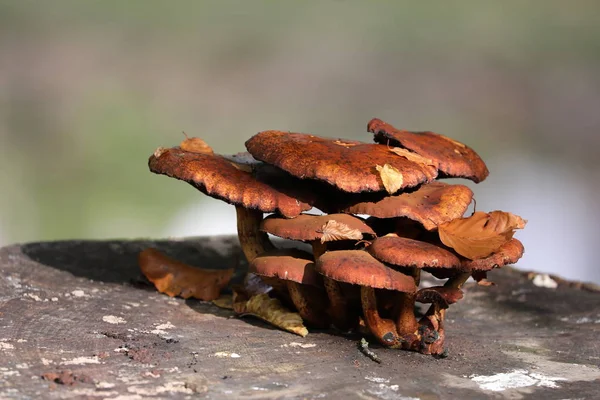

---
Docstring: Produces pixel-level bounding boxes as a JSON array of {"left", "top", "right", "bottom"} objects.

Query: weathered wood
[{"left": 0, "top": 237, "right": 599, "bottom": 399}]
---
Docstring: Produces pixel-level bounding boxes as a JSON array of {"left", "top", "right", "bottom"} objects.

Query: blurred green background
[{"left": 1, "top": 1, "right": 599, "bottom": 282}]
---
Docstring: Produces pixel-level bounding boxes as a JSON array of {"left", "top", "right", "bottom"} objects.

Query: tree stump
[{"left": 0, "top": 237, "right": 599, "bottom": 399}]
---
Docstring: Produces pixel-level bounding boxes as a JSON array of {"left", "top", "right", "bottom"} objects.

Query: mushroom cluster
[{"left": 148, "top": 118, "right": 525, "bottom": 356}]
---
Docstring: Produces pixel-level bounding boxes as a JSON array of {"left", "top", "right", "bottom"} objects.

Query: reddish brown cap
[
  {"left": 249, "top": 249, "right": 322, "bottom": 287},
  {"left": 415, "top": 286, "right": 463, "bottom": 308},
  {"left": 333, "top": 181, "right": 473, "bottom": 231},
  {"left": 367, "top": 235, "right": 461, "bottom": 269},
  {"left": 260, "top": 213, "right": 375, "bottom": 242},
  {"left": 315, "top": 250, "right": 416, "bottom": 293},
  {"left": 461, "top": 238, "right": 524, "bottom": 271},
  {"left": 148, "top": 147, "right": 312, "bottom": 218},
  {"left": 245, "top": 130, "right": 437, "bottom": 193},
  {"left": 369, "top": 118, "right": 489, "bottom": 183}
]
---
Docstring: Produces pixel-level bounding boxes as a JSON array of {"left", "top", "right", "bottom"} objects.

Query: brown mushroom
[
  {"left": 329, "top": 181, "right": 473, "bottom": 231},
  {"left": 245, "top": 130, "right": 437, "bottom": 194},
  {"left": 249, "top": 249, "right": 329, "bottom": 328},
  {"left": 261, "top": 213, "right": 376, "bottom": 331},
  {"left": 315, "top": 250, "right": 416, "bottom": 347},
  {"left": 368, "top": 118, "right": 489, "bottom": 183},
  {"left": 367, "top": 235, "right": 460, "bottom": 344},
  {"left": 148, "top": 146, "right": 313, "bottom": 264}
]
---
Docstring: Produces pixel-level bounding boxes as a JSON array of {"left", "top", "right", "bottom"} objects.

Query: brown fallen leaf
[
  {"left": 233, "top": 291, "right": 308, "bottom": 337},
  {"left": 376, "top": 164, "right": 404, "bottom": 194},
  {"left": 318, "top": 220, "right": 363, "bottom": 243},
  {"left": 389, "top": 147, "right": 438, "bottom": 180},
  {"left": 138, "top": 248, "right": 233, "bottom": 300},
  {"left": 180, "top": 132, "right": 214, "bottom": 154},
  {"left": 438, "top": 211, "right": 527, "bottom": 260}
]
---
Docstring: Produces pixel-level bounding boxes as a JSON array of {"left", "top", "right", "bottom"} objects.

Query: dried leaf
[
  {"left": 318, "top": 220, "right": 363, "bottom": 243},
  {"left": 389, "top": 147, "right": 436, "bottom": 168},
  {"left": 212, "top": 294, "right": 234, "bottom": 309},
  {"left": 229, "top": 161, "right": 253, "bottom": 173},
  {"left": 233, "top": 291, "right": 308, "bottom": 337},
  {"left": 138, "top": 248, "right": 233, "bottom": 300},
  {"left": 180, "top": 132, "right": 214, "bottom": 154},
  {"left": 438, "top": 211, "right": 527, "bottom": 260},
  {"left": 333, "top": 139, "right": 359, "bottom": 147},
  {"left": 375, "top": 164, "right": 403, "bottom": 194}
]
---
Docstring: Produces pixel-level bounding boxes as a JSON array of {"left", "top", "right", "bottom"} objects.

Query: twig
[{"left": 358, "top": 338, "right": 382, "bottom": 364}]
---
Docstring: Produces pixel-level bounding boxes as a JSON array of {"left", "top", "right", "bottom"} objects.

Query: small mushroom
[
  {"left": 249, "top": 249, "right": 329, "bottom": 328},
  {"left": 260, "top": 213, "right": 376, "bottom": 331},
  {"left": 366, "top": 235, "right": 460, "bottom": 344},
  {"left": 369, "top": 118, "right": 489, "bottom": 183},
  {"left": 148, "top": 146, "right": 312, "bottom": 264},
  {"left": 328, "top": 181, "right": 474, "bottom": 231},
  {"left": 245, "top": 130, "right": 437, "bottom": 193},
  {"left": 315, "top": 250, "right": 416, "bottom": 347}
]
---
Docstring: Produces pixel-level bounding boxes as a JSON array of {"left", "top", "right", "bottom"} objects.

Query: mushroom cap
[
  {"left": 369, "top": 118, "right": 489, "bottom": 183},
  {"left": 460, "top": 238, "right": 524, "bottom": 271},
  {"left": 249, "top": 249, "right": 322, "bottom": 287},
  {"left": 332, "top": 181, "right": 473, "bottom": 231},
  {"left": 367, "top": 235, "right": 461, "bottom": 269},
  {"left": 415, "top": 286, "right": 463, "bottom": 308},
  {"left": 245, "top": 130, "right": 437, "bottom": 193},
  {"left": 315, "top": 250, "right": 416, "bottom": 293},
  {"left": 148, "top": 147, "right": 312, "bottom": 218},
  {"left": 260, "top": 213, "right": 375, "bottom": 242}
]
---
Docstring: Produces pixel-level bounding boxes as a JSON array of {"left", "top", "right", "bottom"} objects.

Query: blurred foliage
[{"left": 0, "top": 1, "right": 599, "bottom": 282}]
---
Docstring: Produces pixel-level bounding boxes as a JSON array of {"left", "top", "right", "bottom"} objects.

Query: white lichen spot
[
  {"left": 0, "top": 342, "right": 15, "bottom": 351},
  {"left": 60, "top": 356, "right": 101, "bottom": 365},
  {"left": 213, "top": 352, "right": 241, "bottom": 358},
  {"left": 532, "top": 274, "right": 558, "bottom": 289},
  {"left": 24, "top": 293, "right": 44, "bottom": 302},
  {"left": 41, "top": 358, "right": 53, "bottom": 365},
  {"left": 470, "top": 369, "right": 566, "bottom": 392},
  {"left": 16, "top": 339, "right": 27, "bottom": 343},
  {"left": 2, "top": 370, "right": 21, "bottom": 377},
  {"left": 365, "top": 376, "right": 390, "bottom": 383},
  {"left": 71, "top": 290, "right": 86, "bottom": 297},
  {"left": 96, "top": 381, "right": 116, "bottom": 389},
  {"left": 15, "top": 363, "right": 29, "bottom": 369},
  {"left": 103, "top": 315, "right": 127, "bottom": 324},
  {"left": 282, "top": 342, "right": 317, "bottom": 349},
  {"left": 151, "top": 321, "right": 175, "bottom": 335},
  {"left": 51, "top": 297, "right": 58, "bottom": 301}
]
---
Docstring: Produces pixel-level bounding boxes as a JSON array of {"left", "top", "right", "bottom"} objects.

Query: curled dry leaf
[
  {"left": 375, "top": 164, "right": 403, "bottom": 194},
  {"left": 388, "top": 147, "right": 437, "bottom": 180},
  {"left": 180, "top": 132, "right": 214, "bottom": 154},
  {"left": 138, "top": 248, "right": 233, "bottom": 300},
  {"left": 438, "top": 211, "right": 527, "bottom": 260},
  {"left": 319, "top": 220, "right": 364, "bottom": 243},
  {"left": 333, "top": 139, "right": 359, "bottom": 147},
  {"left": 233, "top": 291, "right": 308, "bottom": 337}
]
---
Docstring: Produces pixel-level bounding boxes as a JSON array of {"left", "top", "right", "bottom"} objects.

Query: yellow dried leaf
[
  {"left": 233, "top": 292, "right": 308, "bottom": 337},
  {"left": 333, "top": 139, "right": 358, "bottom": 147},
  {"left": 212, "top": 294, "right": 234, "bottom": 310},
  {"left": 138, "top": 248, "right": 233, "bottom": 300},
  {"left": 375, "top": 164, "right": 403, "bottom": 194},
  {"left": 180, "top": 132, "right": 214, "bottom": 154},
  {"left": 319, "top": 220, "right": 363, "bottom": 243},
  {"left": 438, "top": 211, "right": 527, "bottom": 260},
  {"left": 229, "top": 161, "right": 253, "bottom": 173},
  {"left": 389, "top": 147, "right": 436, "bottom": 168}
]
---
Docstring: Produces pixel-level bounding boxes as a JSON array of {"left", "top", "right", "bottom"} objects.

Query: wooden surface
[{"left": 0, "top": 236, "right": 599, "bottom": 399}]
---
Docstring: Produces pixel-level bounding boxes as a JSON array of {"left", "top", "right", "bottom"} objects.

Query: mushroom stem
[
  {"left": 444, "top": 272, "right": 471, "bottom": 289},
  {"left": 287, "top": 281, "right": 329, "bottom": 329},
  {"left": 312, "top": 241, "right": 357, "bottom": 331},
  {"left": 360, "top": 286, "right": 402, "bottom": 348},
  {"left": 235, "top": 206, "right": 274, "bottom": 263},
  {"left": 395, "top": 268, "right": 419, "bottom": 336}
]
